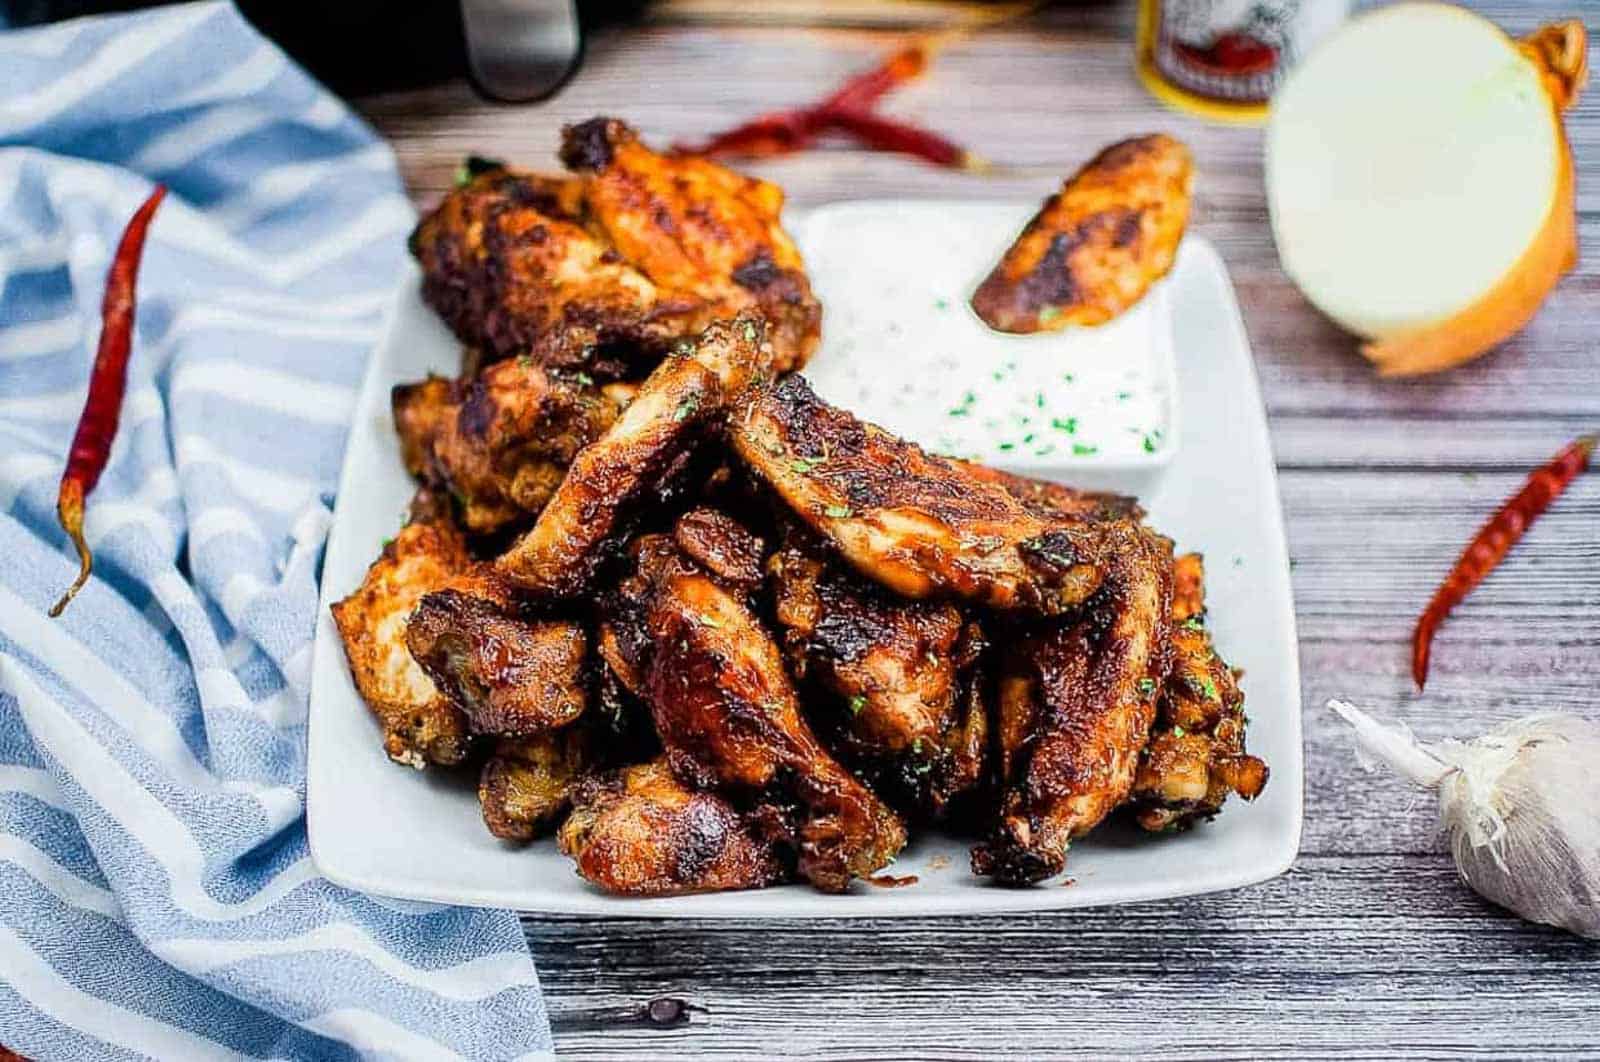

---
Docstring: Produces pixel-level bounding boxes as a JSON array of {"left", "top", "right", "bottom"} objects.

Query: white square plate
[{"left": 307, "top": 205, "right": 1304, "bottom": 917}]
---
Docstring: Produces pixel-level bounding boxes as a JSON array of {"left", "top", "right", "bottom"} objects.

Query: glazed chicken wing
[
  {"left": 392, "top": 359, "right": 623, "bottom": 533},
  {"left": 972, "top": 522, "right": 1174, "bottom": 884},
  {"left": 972, "top": 134, "right": 1192, "bottom": 332},
  {"left": 768, "top": 525, "right": 986, "bottom": 819},
  {"left": 564, "top": 117, "right": 821, "bottom": 373},
  {"left": 406, "top": 564, "right": 587, "bottom": 736},
  {"left": 479, "top": 728, "right": 592, "bottom": 842},
  {"left": 645, "top": 562, "right": 907, "bottom": 891},
  {"left": 409, "top": 168, "right": 678, "bottom": 377},
  {"left": 731, "top": 373, "right": 1110, "bottom": 615},
  {"left": 409, "top": 120, "right": 820, "bottom": 377},
  {"left": 558, "top": 760, "right": 792, "bottom": 896},
  {"left": 497, "top": 314, "right": 768, "bottom": 597},
  {"left": 330, "top": 500, "right": 471, "bottom": 768},
  {"left": 1131, "top": 553, "right": 1268, "bottom": 830}
]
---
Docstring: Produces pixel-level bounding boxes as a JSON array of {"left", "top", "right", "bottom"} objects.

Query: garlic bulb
[{"left": 1330, "top": 700, "right": 1600, "bottom": 938}]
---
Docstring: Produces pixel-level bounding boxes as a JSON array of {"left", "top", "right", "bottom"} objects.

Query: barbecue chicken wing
[
  {"left": 392, "top": 360, "right": 623, "bottom": 533},
  {"left": 731, "top": 373, "right": 1111, "bottom": 615},
  {"left": 559, "top": 760, "right": 793, "bottom": 896},
  {"left": 330, "top": 500, "right": 472, "bottom": 768},
  {"left": 972, "top": 134, "right": 1192, "bottom": 333},
  {"left": 768, "top": 525, "right": 987, "bottom": 819},
  {"left": 644, "top": 556, "right": 907, "bottom": 891},
  {"left": 497, "top": 314, "right": 769, "bottom": 597},
  {"left": 952, "top": 460, "right": 1143, "bottom": 524},
  {"left": 406, "top": 565, "right": 587, "bottom": 736},
  {"left": 973, "top": 522, "right": 1174, "bottom": 884},
  {"left": 479, "top": 728, "right": 592, "bottom": 842},
  {"left": 409, "top": 119, "right": 819, "bottom": 377},
  {"left": 1131, "top": 553, "right": 1268, "bottom": 830}
]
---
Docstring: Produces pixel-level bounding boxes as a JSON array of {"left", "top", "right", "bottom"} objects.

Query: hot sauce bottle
[{"left": 1135, "top": 0, "right": 1349, "bottom": 123}]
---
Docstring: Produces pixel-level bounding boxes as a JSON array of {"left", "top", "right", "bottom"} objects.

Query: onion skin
[{"left": 1362, "top": 21, "right": 1587, "bottom": 378}]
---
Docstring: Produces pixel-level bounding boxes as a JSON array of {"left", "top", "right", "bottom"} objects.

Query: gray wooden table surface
[{"left": 356, "top": 2, "right": 1600, "bottom": 1056}]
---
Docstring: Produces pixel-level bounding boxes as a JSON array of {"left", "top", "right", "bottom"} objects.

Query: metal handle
[{"left": 460, "top": 0, "right": 582, "bottom": 103}]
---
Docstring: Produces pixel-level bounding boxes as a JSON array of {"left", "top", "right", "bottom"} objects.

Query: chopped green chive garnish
[
  {"left": 1142, "top": 434, "right": 1157, "bottom": 454},
  {"left": 848, "top": 694, "right": 867, "bottom": 716},
  {"left": 997, "top": 441, "right": 1016, "bottom": 452},
  {"left": 673, "top": 395, "right": 699, "bottom": 421},
  {"left": 824, "top": 504, "right": 853, "bottom": 518},
  {"left": 1038, "top": 306, "right": 1061, "bottom": 323},
  {"left": 1051, "top": 417, "right": 1077, "bottom": 434},
  {"left": 1071, "top": 443, "right": 1098, "bottom": 456},
  {"left": 1138, "top": 678, "right": 1157, "bottom": 695}
]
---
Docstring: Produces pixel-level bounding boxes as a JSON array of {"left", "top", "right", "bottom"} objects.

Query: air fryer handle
[{"left": 460, "top": 0, "right": 582, "bottom": 102}]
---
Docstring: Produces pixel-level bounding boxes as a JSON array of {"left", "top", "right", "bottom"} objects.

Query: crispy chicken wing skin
[
  {"left": 559, "top": 760, "right": 792, "bottom": 896},
  {"left": 330, "top": 510, "right": 471, "bottom": 768},
  {"left": 497, "top": 314, "right": 769, "bottom": 597},
  {"left": 1132, "top": 553, "right": 1268, "bottom": 830},
  {"left": 409, "top": 120, "right": 820, "bottom": 377},
  {"left": 563, "top": 117, "right": 821, "bottom": 373},
  {"left": 406, "top": 565, "right": 587, "bottom": 736},
  {"left": 646, "top": 567, "right": 907, "bottom": 891},
  {"left": 731, "top": 373, "right": 1109, "bottom": 614},
  {"left": 409, "top": 168, "right": 682, "bottom": 376},
  {"left": 392, "top": 360, "right": 622, "bottom": 533},
  {"left": 479, "top": 729, "right": 591, "bottom": 842},
  {"left": 973, "top": 523, "right": 1174, "bottom": 884},
  {"left": 972, "top": 134, "right": 1192, "bottom": 333},
  {"left": 952, "top": 460, "right": 1143, "bottom": 523}
]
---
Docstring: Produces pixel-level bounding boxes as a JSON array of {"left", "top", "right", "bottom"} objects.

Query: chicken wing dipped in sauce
[
  {"left": 330, "top": 494, "right": 472, "bottom": 768},
  {"left": 392, "top": 359, "right": 624, "bottom": 534},
  {"left": 972, "top": 522, "right": 1175, "bottom": 885},
  {"left": 409, "top": 119, "right": 820, "bottom": 377},
  {"left": 559, "top": 760, "right": 793, "bottom": 896},
  {"left": 972, "top": 134, "right": 1192, "bottom": 333},
  {"left": 1131, "top": 553, "right": 1268, "bottom": 831},
  {"left": 730, "top": 373, "right": 1111, "bottom": 615},
  {"left": 497, "top": 314, "right": 769, "bottom": 598}
]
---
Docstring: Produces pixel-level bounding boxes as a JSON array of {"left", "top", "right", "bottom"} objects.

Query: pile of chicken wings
[{"left": 333, "top": 118, "right": 1267, "bottom": 896}]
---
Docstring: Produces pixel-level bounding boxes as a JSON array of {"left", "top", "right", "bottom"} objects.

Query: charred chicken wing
[
  {"left": 1131, "top": 553, "right": 1268, "bottom": 830},
  {"left": 646, "top": 564, "right": 907, "bottom": 891},
  {"left": 497, "top": 314, "right": 768, "bottom": 597},
  {"left": 392, "top": 359, "right": 622, "bottom": 533},
  {"left": 563, "top": 117, "right": 821, "bottom": 373},
  {"left": 731, "top": 373, "right": 1111, "bottom": 615},
  {"left": 972, "top": 134, "right": 1192, "bottom": 332},
  {"left": 973, "top": 523, "right": 1174, "bottom": 884},
  {"left": 558, "top": 760, "right": 792, "bottom": 896},
  {"left": 406, "top": 564, "right": 587, "bottom": 736},
  {"left": 330, "top": 503, "right": 472, "bottom": 768},
  {"left": 767, "top": 525, "right": 987, "bottom": 818},
  {"left": 409, "top": 120, "right": 819, "bottom": 377},
  {"left": 479, "top": 728, "right": 592, "bottom": 842}
]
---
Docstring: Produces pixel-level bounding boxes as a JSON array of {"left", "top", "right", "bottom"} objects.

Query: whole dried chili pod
[
  {"left": 821, "top": 108, "right": 993, "bottom": 171},
  {"left": 1411, "top": 433, "right": 1597, "bottom": 689},
  {"left": 49, "top": 184, "right": 166, "bottom": 618}
]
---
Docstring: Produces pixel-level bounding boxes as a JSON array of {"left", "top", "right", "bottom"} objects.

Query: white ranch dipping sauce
[{"left": 796, "top": 201, "right": 1176, "bottom": 468}]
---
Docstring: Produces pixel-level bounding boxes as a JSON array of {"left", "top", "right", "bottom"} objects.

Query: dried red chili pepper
[
  {"left": 672, "top": 41, "right": 936, "bottom": 161},
  {"left": 1411, "top": 433, "right": 1597, "bottom": 689},
  {"left": 49, "top": 184, "right": 166, "bottom": 618},
  {"left": 821, "top": 108, "right": 991, "bottom": 171},
  {"left": 671, "top": 33, "right": 988, "bottom": 169}
]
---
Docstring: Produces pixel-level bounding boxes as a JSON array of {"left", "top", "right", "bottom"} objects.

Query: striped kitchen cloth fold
[{"left": 0, "top": 4, "right": 552, "bottom": 1059}]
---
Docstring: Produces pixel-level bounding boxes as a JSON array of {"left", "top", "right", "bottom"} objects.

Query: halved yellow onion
[{"left": 1267, "top": 5, "right": 1586, "bottom": 377}]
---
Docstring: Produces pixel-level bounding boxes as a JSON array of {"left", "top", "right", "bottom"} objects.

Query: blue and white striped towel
[{"left": 0, "top": 4, "right": 553, "bottom": 1058}]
